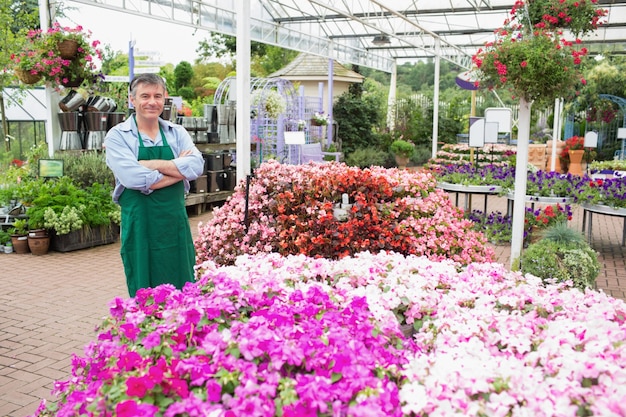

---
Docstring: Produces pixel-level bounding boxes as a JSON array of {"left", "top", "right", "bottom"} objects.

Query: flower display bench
[
  {"left": 589, "top": 170, "right": 626, "bottom": 180},
  {"left": 581, "top": 203, "right": 626, "bottom": 246},
  {"left": 437, "top": 182, "right": 502, "bottom": 213},
  {"left": 50, "top": 224, "right": 120, "bottom": 252},
  {"left": 505, "top": 194, "right": 573, "bottom": 217}
]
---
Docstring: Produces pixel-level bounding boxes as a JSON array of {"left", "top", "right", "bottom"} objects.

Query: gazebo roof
[{"left": 269, "top": 53, "right": 364, "bottom": 83}]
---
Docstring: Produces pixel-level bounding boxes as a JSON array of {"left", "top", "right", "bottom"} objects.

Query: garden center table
[
  {"left": 581, "top": 203, "right": 626, "bottom": 246},
  {"left": 437, "top": 182, "right": 502, "bottom": 213},
  {"left": 505, "top": 194, "right": 573, "bottom": 218}
]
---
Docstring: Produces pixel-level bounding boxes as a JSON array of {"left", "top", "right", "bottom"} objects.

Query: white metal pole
[
  {"left": 327, "top": 56, "right": 334, "bottom": 147},
  {"left": 38, "top": 0, "right": 60, "bottom": 157},
  {"left": 236, "top": 0, "right": 251, "bottom": 183},
  {"left": 431, "top": 39, "right": 441, "bottom": 159},
  {"left": 387, "top": 59, "right": 397, "bottom": 131},
  {"left": 510, "top": 97, "right": 532, "bottom": 267},
  {"left": 550, "top": 97, "right": 562, "bottom": 171}
]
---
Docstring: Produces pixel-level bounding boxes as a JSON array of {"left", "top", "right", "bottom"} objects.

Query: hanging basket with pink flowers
[
  {"left": 10, "top": 22, "right": 104, "bottom": 91},
  {"left": 14, "top": 68, "right": 43, "bottom": 85}
]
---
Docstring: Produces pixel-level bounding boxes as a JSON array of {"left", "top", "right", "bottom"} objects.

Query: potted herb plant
[{"left": 8, "top": 219, "right": 29, "bottom": 254}]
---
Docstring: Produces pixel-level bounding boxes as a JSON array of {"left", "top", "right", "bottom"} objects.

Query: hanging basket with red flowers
[
  {"left": 471, "top": 0, "right": 607, "bottom": 106},
  {"left": 513, "top": 0, "right": 608, "bottom": 37}
]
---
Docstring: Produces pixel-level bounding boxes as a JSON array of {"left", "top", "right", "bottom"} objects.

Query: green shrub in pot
[
  {"left": 389, "top": 139, "right": 415, "bottom": 159},
  {"left": 521, "top": 222, "right": 600, "bottom": 291}
]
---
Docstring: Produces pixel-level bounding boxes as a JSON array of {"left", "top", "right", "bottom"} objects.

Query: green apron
[{"left": 118, "top": 122, "right": 195, "bottom": 297}]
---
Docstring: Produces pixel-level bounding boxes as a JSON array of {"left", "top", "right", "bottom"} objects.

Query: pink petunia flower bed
[
  {"left": 33, "top": 252, "right": 626, "bottom": 416},
  {"left": 194, "top": 161, "right": 494, "bottom": 266}
]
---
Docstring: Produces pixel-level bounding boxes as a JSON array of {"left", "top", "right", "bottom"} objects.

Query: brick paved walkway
[{"left": 0, "top": 196, "right": 624, "bottom": 416}]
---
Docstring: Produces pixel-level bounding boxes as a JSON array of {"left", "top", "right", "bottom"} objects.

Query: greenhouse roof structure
[{"left": 68, "top": 0, "right": 626, "bottom": 73}]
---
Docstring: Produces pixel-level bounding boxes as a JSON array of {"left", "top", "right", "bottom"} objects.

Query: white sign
[
  {"left": 104, "top": 75, "right": 130, "bottom": 83},
  {"left": 484, "top": 122, "right": 499, "bottom": 144},
  {"left": 284, "top": 131, "right": 306, "bottom": 145},
  {"left": 134, "top": 50, "right": 161, "bottom": 58},
  {"left": 134, "top": 60, "right": 163, "bottom": 67},
  {"left": 469, "top": 117, "right": 485, "bottom": 148},
  {"left": 584, "top": 131, "right": 598, "bottom": 148},
  {"left": 134, "top": 67, "right": 161, "bottom": 74},
  {"left": 485, "top": 107, "right": 512, "bottom": 133}
]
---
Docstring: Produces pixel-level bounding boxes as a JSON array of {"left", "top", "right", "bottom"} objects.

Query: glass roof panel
[{"left": 69, "top": 0, "right": 626, "bottom": 71}]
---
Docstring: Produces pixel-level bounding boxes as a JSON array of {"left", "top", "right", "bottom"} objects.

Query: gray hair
[{"left": 129, "top": 73, "right": 167, "bottom": 98}]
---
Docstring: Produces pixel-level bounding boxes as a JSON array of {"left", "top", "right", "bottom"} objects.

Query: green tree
[
  {"left": 100, "top": 46, "right": 128, "bottom": 76},
  {"left": 333, "top": 88, "right": 384, "bottom": 155},
  {"left": 174, "top": 61, "right": 194, "bottom": 92},
  {"left": 197, "top": 33, "right": 267, "bottom": 60},
  {"left": 196, "top": 33, "right": 297, "bottom": 76}
]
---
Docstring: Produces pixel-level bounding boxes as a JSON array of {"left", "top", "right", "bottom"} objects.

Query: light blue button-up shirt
[{"left": 104, "top": 117, "right": 205, "bottom": 203}]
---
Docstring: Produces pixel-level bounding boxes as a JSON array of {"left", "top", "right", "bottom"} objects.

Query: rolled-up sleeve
[{"left": 168, "top": 124, "right": 205, "bottom": 181}]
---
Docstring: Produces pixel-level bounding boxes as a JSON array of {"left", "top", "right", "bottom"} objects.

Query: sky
[{"left": 58, "top": 4, "right": 211, "bottom": 68}]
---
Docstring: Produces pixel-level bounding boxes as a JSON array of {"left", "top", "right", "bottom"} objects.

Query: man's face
[{"left": 130, "top": 83, "right": 165, "bottom": 119}]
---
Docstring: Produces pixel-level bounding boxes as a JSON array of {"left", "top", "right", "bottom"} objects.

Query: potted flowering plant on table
[
  {"left": 524, "top": 203, "right": 573, "bottom": 244},
  {"left": 311, "top": 111, "right": 329, "bottom": 126},
  {"left": 559, "top": 135, "right": 595, "bottom": 175}
]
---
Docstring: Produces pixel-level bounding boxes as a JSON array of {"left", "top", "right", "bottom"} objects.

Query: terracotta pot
[
  {"left": 57, "top": 39, "right": 79, "bottom": 59},
  {"left": 310, "top": 119, "right": 326, "bottom": 127},
  {"left": 10, "top": 235, "right": 29, "bottom": 254},
  {"left": 568, "top": 149, "right": 585, "bottom": 176},
  {"left": 28, "top": 235, "right": 50, "bottom": 256},
  {"left": 394, "top": 155, "right": 410, "bottom": 169},
  {"left": 28, "top": 229, "right": 48, "bottom": 238},
  {"left": 14, "top": 68, "right": 42, "bottom": 85}
]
